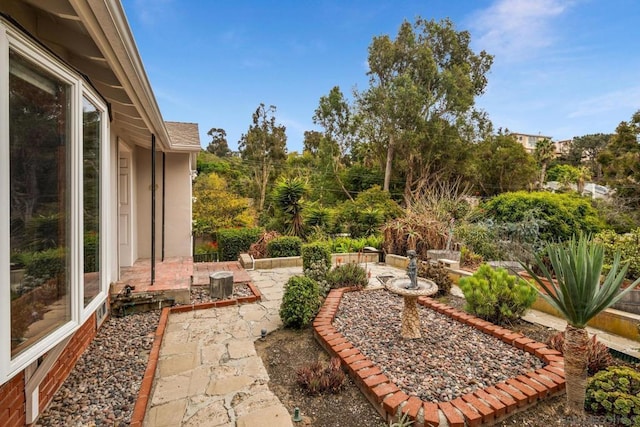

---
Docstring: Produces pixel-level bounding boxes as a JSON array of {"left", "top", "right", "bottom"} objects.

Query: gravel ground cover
[
  {"left": 333, "top": 289, "right": 545, "bottom": 402},
  {"left": 35, "top": 311, "right": 159, "bottom": 427},
  {"left": 35, "top": 284, "right": 251, "bottom": 426}
]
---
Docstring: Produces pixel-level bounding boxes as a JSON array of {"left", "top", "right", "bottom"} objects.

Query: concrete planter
[{"left": 239, "top": 252, "right": 378, "bottom": 270}]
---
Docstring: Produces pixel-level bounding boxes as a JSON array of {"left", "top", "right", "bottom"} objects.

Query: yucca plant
[
  {"left": 273, "top": 177, "right": 308, "bottom": 237},
  {"left": 521, "top": 235, "right": 640, "bottom": 416}
]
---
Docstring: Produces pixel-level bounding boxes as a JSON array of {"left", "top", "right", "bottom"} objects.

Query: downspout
[
  {"left": 162, "top": 152, "right": 166, "bottom": 262},
  {"left": 151, "top": 134, "right": 156, "bottom": 285}
]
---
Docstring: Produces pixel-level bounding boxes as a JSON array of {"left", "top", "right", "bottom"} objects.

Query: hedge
[
  {"left": 266, "top": 236, "right": 302, "bottom": 258},
  {"left": 217, "top": 227, "right": 262, "bottom": 261}
]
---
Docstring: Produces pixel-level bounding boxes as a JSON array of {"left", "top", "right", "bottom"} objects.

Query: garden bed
[{"left": 314, "top": 288, "right": 567, "bottom": 426}]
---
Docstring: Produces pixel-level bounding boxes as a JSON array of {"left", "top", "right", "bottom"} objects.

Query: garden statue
[{"left": 406, "top": 250, "right": 418, "bottom": 289}]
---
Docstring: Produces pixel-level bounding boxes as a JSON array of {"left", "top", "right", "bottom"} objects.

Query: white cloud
[
  {"left": 568, "top": 85, "right": 640, "bottom": 118},
  {"left": 131, "top": 0, "right": 174, "bottom": 26},
  {"left": 470, "top": 0, "right": 574, "bottom": 62}
]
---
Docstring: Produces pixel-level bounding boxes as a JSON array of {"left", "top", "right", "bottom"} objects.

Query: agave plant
[{"left": 521, "top": 235, "right": 640, "bottom": 416}]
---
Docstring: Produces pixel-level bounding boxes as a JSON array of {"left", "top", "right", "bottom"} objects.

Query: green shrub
[
  {"left": 83, "top": 232, "right": 99, "bottom": 273},
  {"left": 454, "top": 222, "right": 501, "bottom": 261},
  {"left": 481, "top": 191, "right": 606, "bottom": 242},
  {"left": 326, "top": 263, "right": 368, "bottom": 290},
  {"left": 280, "top": 276, "right": 322, "bottom": 328},
  {"left": 594, "top": 228, "right": 640, "bottom": 281},
  {"left": 25, "top": 248, "right": 66, "bottom": 280},
  {"left": 266, "top": 236, "right": 302, "bottom": 258},
  {"left": 304, "top": 260, "right": 330, "bottom": 297},
  {"left": 335, "top": 186, "right": 402, "bottom": 238},
  {"left": 217, "top": 227, "right": 262, "bottom": 261},
  {"left": 301, "top": 242, "right": 331, "bottom": 271},
  {"left": 417, "top": 261, "right": 452, "bottom": 297},
  {"left": 459, "top": 264, "right": 537, "bottom": 325},
  {"left": 586, "top": 366, "right": 640, "bottom": 426}
]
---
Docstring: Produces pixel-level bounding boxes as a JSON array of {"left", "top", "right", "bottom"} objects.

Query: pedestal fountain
[{"left": 385, "top": 250, "right": 438, "bottom": 339}]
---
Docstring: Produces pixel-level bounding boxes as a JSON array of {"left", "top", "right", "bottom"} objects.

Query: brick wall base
[{"left": 0, "top": 313, "right": 98, "bottom": 427}]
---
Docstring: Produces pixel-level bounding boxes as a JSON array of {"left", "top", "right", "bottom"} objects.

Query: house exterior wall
[
  {"left": 163, "top": 152, "right": 193, "bottom": 257},
  {"left": 135, "top": 147, "right": 193, "bottom": 260}
]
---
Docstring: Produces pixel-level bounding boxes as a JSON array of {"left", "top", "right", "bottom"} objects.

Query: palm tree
[
  {"left": 534, "top": 138, "right": 556, "bottom": 188},
  {"left": 521, "top": 236, "right": 640, "bottom": 416}
]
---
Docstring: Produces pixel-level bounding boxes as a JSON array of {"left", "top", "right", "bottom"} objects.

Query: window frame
[{"left": 0, "top": 20, "right": 109, "bottom": 384}]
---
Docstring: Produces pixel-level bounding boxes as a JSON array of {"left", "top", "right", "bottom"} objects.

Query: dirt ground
[{"left": 256, "top": 298, "right": 622, "bottom": 427}]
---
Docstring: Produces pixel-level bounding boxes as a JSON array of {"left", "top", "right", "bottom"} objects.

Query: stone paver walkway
[{"left": 144, "top": 267, "right": 301, "bottom": 427}]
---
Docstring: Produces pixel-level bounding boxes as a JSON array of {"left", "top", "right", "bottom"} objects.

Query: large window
[
  {"left": 83, "top": 98, "right": 101, "bottom": 307},
  {"left": 1, "top": 20, "right": 108, "bottom": 376},
  {"left": 9, "top": 50, "right": 72, "bottom": 357}
]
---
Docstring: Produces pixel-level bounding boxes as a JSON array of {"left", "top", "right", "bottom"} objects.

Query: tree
[
  {"left": 357, "top": 17, "right": 493, "bottom": 199},
  {"left": 522, "top": 236, "right": 640, "bottom": 417},
  {"left": 206, "top": 128, "right": 231, "bottom": 157},
  {"left": 238, "top": 103, "right": 287, "bottom": 212},
  {"left": 313, "top": 86, "right": 357, "bottom": 200},
  {"left": 564, "top": 133, "right": 611, "bottom": 180},
  {"left": 302, "top": 130, "right": 323, "bottom": 155},
  {"left": 534, "top": 138, "right": 556, "bottom": 188},
  {"left": 470, "top": 133, "right": 536, "bottom": 196},
  {"left": 598, "top": 111, "right": 640, "bottom": 208},
  {"left": 192, "top": 173, "right": 255, "bottom": 236}
]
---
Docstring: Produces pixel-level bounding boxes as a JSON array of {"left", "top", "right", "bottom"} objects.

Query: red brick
[
  {"left": 485, "top": 386, "right": 517, "bottom": 412},
  {"left": 400, "top": 396, "right": 422, "bottom": 420},
  {"left": 525, "top": 371, "right": 559, "bottom": 393},
  {"left": 524, "top": 341, "right": 547, "bottom": 352},
  {"left": 356, "top": 366, "right": 382, "bottom": 379},
  {"left": 534, "top": 369, "right": 565, "bottom": 390},
  {"left": 535, "top": 347, "right": 561, "bottom": 359},
  {"left": 544, "top": 354, "right": 564, "bottom": 363},
  {"left": 496, "top": 383, "right": 528, "bottom": 406},
  {"left": 347, "top": 359, "right": 374, "bottom": 373},
  {"left": 506, "top": 378, "right": 538, "bottom": 402},
  {"left": 371, "top": 383, "right": 400, "bottom": 402},
  {"left": 544, "top": 365, "right": 566, "bottom": 378},
  {"left": 338, "top": 347, "right": 359, "bottom": 358},
  {"left": 364, "top": 374, "right": 389, "bottom": 388},
  {"left": 332, "top": 342, "right": 352, "bottom": 352},
  {"left": 461, "top": 393, "right": 495, "bottom": 423},
  {"left": 490, "top": 327, "right": 513, "bottom": 339},
  {"left": 500, "top": 332, "right": 524, "bottom": 345},
  {"left": 343, "top": 353, "right": 365, "bottom": 364},
  {"left": 514, "top": 337, "right": 535, "bottom": 349},
  {"left": 451, "top": 397, "right": 482, "bottom": 427},
  {"left": 383, "top": 391, "right": 409, "bottom": 415},
  {"left": 438, "top": 401, "right": 465, "bottom": 427},
  {"left": 473, "top": 389, "right": 506, "bottom": 418},
  {"left": 517, "top": 375, "right": 549, "bottom": 398},
  {"left": 423, "top": 402, "right": 440, "bottom": 427},
  {"left": 325, "top": 336, "right": 348, "bottom": 346}
]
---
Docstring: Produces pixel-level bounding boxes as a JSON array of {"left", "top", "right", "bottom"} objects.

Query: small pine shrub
[
  {"left": 266, "top": 236, "right": 302, "bottom": 258},
  {"left": 301, "top": 242, "right": 331, "bottom": 271},
  {"left": 326, "top": 263, "right": 368, "bottom": 290},
  {"left": 417, "top": 261, "right": 452, "bottom": 297},
  {"left": 280, "top": 276, "right": 321, "bottom": 328},
  {"left": 459, "top": 264, "right": 537, "bottom": 325},
  {"left": 547, "top": 332, "right": 613, "bottom": 375},
  {"left": 296, "top": 357, "right": 345, "bottom": 395},
  {"left": 586, "top": 366, "right": 640, "bottom": 426}
]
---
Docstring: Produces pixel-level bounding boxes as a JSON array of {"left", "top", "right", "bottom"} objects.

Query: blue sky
[{"left": 122, "top": 0, "right": 640, "bottom": 153}]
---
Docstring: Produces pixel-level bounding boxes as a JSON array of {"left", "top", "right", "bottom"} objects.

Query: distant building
[{"left": 510, "top": 132, "right": 564, "bottom": 156}]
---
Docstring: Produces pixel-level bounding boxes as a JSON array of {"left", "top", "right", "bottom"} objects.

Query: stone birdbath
[{"left": 385, "top": 250, "right": 438, "bottom": 339}]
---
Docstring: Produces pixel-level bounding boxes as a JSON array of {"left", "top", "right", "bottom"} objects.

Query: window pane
[
  {"left": 9, "top": 50, "right": 71, "bottom": 358},
  {"left": 83, "top": 98, "right": 101, "bottom": 307}
]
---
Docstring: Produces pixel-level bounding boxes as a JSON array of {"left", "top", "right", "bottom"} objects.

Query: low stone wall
[{"left": 239, "top": 252, "right": 378, "bottom": 270}]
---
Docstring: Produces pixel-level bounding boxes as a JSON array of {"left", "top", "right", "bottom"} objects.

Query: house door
[{"left": 118, "top": 149, "right": 133, "bottom": 266}]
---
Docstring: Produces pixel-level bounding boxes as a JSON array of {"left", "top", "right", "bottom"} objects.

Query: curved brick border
[
  {"left": 129, "top": 282, "right": 262, "bottom": 427},
  {"left": 313, "top": 288, "right": 566, "bottom": 426}
]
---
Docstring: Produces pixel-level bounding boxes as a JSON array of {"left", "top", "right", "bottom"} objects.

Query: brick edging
[
  {"left": 130, "top": 281, "right": 262, "bottom": 426},
  {"left": 313, "top": 289, "right": 566, "bottom": 426}
]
